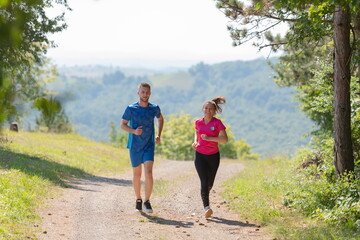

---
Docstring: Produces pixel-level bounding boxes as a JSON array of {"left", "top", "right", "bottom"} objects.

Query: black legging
[{"left": 194, "top": 151, "right": 220, "bottom": 208}]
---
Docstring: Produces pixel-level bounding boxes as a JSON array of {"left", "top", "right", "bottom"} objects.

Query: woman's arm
[
  {"left": 201, "top": 129, "right": 228, "bottom": 143},
  {"left": 192, "top": 130, "right": 199, "bottom": 150}
]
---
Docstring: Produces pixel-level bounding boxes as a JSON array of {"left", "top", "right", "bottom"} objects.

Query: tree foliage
[
  {"left": 33, "top": 96, "right": 72, "bottom": 133},
  {"left": 216, "top": 0, "right": 359, "bottom": 174},
  {"left": 0, "top": 0, "right": 69, "bottom": 75},
  {"left": 219, "top": 125, "right": 260, "bottom": 160},
  {"left": 154, "top": 113, "right": 259, "bottom": 161},
  {"left": 155, "top": 113, "right": 194, "bottom": 160},
  {"left": 215, "top": 0, "right": 360, "bottom": 227},
  {"left": 0, "top": 0, "right": 70, "bottom": 128}
]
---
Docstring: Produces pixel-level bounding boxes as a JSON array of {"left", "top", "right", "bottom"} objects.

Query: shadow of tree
[
  {"left": 141, "top": 212, "right": 194, "bottom": 228},
  {"left": 0, "top": 148, "right": 132, "bottom": 189}
]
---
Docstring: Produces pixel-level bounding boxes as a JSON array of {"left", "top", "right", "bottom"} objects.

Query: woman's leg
[
  {"left": 207, "top": 152, "right": 220, "bottom": 193},
  {"left": 195, "top": 151, "right": 210, "bottom": 208}
]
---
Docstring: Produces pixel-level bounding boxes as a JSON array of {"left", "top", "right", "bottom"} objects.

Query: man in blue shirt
[{"left": 121, "top": 82, "right": 164, "bottom": 213}]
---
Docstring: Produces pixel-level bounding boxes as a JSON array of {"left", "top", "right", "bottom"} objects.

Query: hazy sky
[{"left": 47, "top": 0, "right": 283, "bottom": 69}]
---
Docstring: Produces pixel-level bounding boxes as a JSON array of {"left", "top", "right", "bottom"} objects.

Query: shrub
[{"left": 285, "top": 138, "right": 360, "bottom": 230}]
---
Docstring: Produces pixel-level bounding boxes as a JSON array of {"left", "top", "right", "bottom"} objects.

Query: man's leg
[
  {"left": 133, "top": 165, "right": 142, "bottom": 199},
  {"left": 144, "top": 160, "right": 154, "bottom": 201}
]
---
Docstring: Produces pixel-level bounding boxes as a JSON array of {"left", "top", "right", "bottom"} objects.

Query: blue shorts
[{"left": 129, "top": 149, "right": 154, "bottom": 167}]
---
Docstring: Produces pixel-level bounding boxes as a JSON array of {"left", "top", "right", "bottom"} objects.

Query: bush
[
  {"left": 285, "top": 138, "right": 360, "bottom": 230},
  {"left": 155, "top": 113, "right": 194, "bottom": 160}
]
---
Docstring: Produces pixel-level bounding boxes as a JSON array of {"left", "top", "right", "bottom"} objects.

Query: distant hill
[{"left": 38, "top": 58, "right": 313, "bottom": 157}]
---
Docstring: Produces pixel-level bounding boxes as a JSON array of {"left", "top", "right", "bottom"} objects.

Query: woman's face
[{"left": 202, "top": 103, "right": 216, "bottom": 117}]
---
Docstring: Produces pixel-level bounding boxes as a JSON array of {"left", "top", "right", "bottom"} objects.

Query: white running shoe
[
  {"left": 143, "top": 200, "right": 153, "bottom": 213},
  {"left": 204, "top": 206, "right": 213, "bottom": 218}
]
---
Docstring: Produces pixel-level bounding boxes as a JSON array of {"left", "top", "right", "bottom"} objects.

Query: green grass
[
  {"left": 222, "top": 156, "right": 359, "bottom": 240},
  {"left": 0, "top": 130, "right": 130, "bottom": 240}
]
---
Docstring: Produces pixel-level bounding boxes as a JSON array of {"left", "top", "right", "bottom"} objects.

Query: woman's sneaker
[
  {"left": 143, "top": 200, "right": 153, "bottom": 213},
  {"left": 135, "top": 199, "right": 142, "bottom": 211},
  {"left": 204, "top": 206, "right": 213, "bottom": 218}
]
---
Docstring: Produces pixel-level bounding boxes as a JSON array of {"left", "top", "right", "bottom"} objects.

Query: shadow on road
[
  {"left": 207, "top": 216, "right": 258, "bottom": 227},
  {"left": 141, "top": 212, "right": 194, "bottom": 228},
  {"left": 68, "top": 176, "right": 133, "bottom": 191}
]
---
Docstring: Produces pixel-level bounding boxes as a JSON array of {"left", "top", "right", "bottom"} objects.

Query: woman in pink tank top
[{"left": 192, "top": 96, "right": 228, "bottom": 218}]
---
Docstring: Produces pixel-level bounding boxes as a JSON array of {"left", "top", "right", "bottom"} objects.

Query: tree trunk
[
  {"left": 353, "top": 12, "right": 360, "bottom": 92},
  {"left": 333, "top": 5, "right": 354, "bottom": 174}
]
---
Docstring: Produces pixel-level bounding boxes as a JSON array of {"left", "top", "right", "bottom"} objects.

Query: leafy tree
[
  {"left": 0, "top": 79, "right": 14, "bottom": 131},
  {"left": 33, "top": 96, "right": 71, "bottom": 133},
  {"left": 154, "top": 113, "right": 259, "bottom": 161},
  {"left": 0, "top": 57, "right": 59, "bottom": 133},
  {"left": 220, "top": 124, "right": 260, "bottom": 160},
  {"left": 0, "top": 0, "right": 70, "bottom": 127},
  {"left": 155, "top": 113, "right": 194, "bottom": 160},
  {"left": 215, "top": 0, "right": 358, "bottom": 174}
]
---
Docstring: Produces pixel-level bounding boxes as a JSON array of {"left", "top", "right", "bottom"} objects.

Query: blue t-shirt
[{"left": 122, "top": 102, "right": 161, "bottom": 152}]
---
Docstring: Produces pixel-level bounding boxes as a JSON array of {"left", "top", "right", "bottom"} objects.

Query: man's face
[{"left": 138, "top": 86, "right": 151, "bottom": 103}]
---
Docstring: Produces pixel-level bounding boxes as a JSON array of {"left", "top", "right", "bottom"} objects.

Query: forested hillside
[{"left": 42, "top": 58, "right": 313, "bottom": 156}]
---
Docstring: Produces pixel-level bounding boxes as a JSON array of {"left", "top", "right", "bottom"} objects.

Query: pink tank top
[{"left": 195, "top": 117, "right": 226, "bottom": 155}]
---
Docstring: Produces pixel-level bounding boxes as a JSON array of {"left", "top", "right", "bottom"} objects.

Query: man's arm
[
  {"left": 120, "top": 119, "right": 143, "bottom": 135},
  {"left": 155, "top": 114, "right": 164, "bottom": 144}
]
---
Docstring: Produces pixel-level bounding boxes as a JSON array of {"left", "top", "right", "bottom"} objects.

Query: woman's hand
[
  {"left": 192, "top": 141, "right": 199, "bottom": 150},
  {"left": 200, "top": 134, "right": 208, "bottom": 141}
]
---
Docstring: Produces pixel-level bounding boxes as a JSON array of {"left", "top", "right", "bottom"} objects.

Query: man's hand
[
  {"left": 155, "top": 135, "right": 161, "bottom": 144},
  {"left": 133, "top": 126, "right": 143, "bottom": 135}
]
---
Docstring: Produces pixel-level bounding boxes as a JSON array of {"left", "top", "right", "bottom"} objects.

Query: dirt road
[{"left": 37, "top": 159, "right": 272, "bottom": 240}]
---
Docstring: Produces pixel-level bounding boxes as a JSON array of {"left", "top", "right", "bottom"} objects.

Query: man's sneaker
[
  {"left": 135, "top": 199, "right": 142, "bottom": 211},
  {"left": 204, "top": 206, "right": 213, "bottom": 218},
  {"left": 143, "top": 200, "right": 153, "bottom": 213}
]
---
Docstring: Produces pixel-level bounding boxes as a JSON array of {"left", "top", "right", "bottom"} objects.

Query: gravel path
[{"left": 37, "top": 159, "right": 272, "bottom": 240}]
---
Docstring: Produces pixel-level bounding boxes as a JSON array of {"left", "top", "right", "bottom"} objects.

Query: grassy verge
[
  {"left": 222, "top": 156, "right": 358, "bottom": 240},
  {"left": 0, "top": 130, "right": 130, "bottom": 240}
]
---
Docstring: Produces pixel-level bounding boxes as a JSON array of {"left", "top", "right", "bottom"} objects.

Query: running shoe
[
  {"left": 143, "top": 200, "right": 153, "bottom": 213},
  {"left": 204, "top": 206, "right": 213, "bottom": 218},
  {"left": 135, "top": 199, "right": 142, "bottom": 211}
]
